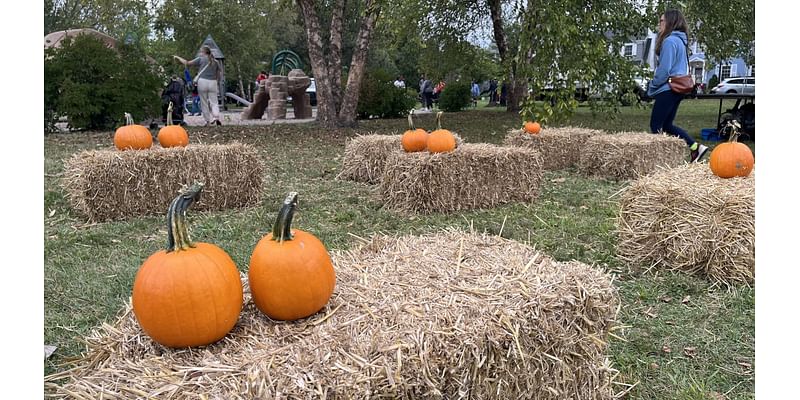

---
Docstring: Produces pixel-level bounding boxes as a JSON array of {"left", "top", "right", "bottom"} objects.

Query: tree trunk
[
  {"left": 297, "top": 0, "right": 379, "bottom": 128},
  {"left": 296, "top": 0, "right": 337, "bottom": 127},
  {"left": 337, "top": 0, "right": 380, "bottom": 126},
  {"left": 328, "top": 0, "right": 346, "bottom": 113},
  {"left": 488, "top": 0, "right": 526, "bottom": 112}
]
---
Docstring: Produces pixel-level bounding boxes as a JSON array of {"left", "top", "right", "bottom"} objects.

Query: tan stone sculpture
[{"left": 241, "top": 69, "right": 313, "bottom": 120}]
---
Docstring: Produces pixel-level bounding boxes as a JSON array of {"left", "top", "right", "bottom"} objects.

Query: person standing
[
  {"left": 471, "top": 80, "right": 480, "bottom": 107},
  {"left": 394, "top": 76, "right": 406, "bottom": 89},
  {"left": 647, "top": 9, "right": 708, "bottom": 162},
  {"left": 174, "top": 45, "right": 222, "bottom": 126}
]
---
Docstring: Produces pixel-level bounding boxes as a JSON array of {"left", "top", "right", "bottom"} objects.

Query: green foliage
[
  {"left": 517, "top": 0, "right": 650, "bottom": 125},
  {"left": 682, "top": 0, "right": 755, "bottom": 65},
  {"left": 708, "top": 74, "right": 719, "bottom": 91},
  {"left": 44, "top": 35, "right": 163, "bottom": 132},
  {"left": 357, "top": 69, "right": 417, "bottom": 119},
  {"left": 437, "top": 81, "right": 473, "bottom": 112}
]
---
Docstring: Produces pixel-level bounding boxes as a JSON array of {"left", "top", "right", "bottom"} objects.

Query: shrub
[
  {"left": 438, "top": 81, "right": 473, "bottom": 112},
  {"left": 357, "top": 69, "right": 417, "bottom": 119},
  {"left": 44, "top": 34, "right": 163, "bottom": 132},
  {"left": 708, "top": 74, "right": 719, "bottom": 93}
]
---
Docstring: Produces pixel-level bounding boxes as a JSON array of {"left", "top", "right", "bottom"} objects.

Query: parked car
[{"left": 710, "top": 77, "right": 755, "bottom": 95}]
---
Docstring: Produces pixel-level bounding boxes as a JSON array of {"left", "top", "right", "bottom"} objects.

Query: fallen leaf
[
  {"left": 550, "top": 177, "right": 566, "bottom": 183},
  {"left": 44, "top": 345, "right": 57, "bottom": 359},
  {"left": 649, "top": 362, "right": 660, "bottom": 370},
  {"left": 684, "top": 346, "right": 697, "bottom": 358},
  {"left": 660, "top": 296, "right": 673, "bottom": 303},
  {"left": 49, "top": 209, "right": 56, "bottom": 217},
  {"left": 681, "top": 295, "right": 691, "bottom": 304},
  {"left": 662, "top": 344, "right": 671, "bottom": 354},
  {"left": 709, "top": 391, "right": 726, "bottom": 400}
]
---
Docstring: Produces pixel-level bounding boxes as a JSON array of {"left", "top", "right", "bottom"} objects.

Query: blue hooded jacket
[{"left": 647, "top": 31, "right": 689, "bottom": 97}]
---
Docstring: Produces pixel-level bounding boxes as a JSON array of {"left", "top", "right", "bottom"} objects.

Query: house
[{"left": 621, "top": 29, "right": 754, "bottom": 86}]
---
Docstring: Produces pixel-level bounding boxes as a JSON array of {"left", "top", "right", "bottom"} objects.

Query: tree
[
  {"left": 296, "top": 0, "right": 382, "bottom": 128},
  {"left": 515, "top": 0, "right": 651, "bottom": 124},
  {"left": 44, "top": 34, "right": 163, "bottom": 132},
  {"left": 681, "top": 0, "right": 755, "bottom": 65}
]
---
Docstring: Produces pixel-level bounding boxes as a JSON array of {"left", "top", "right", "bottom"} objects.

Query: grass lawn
[{"left": 44, "top": 99, "right": 754, "bottom": 399}]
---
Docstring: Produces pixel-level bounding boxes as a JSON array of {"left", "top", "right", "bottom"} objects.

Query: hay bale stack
[
  {"left": 62, "top": 143, "right": 264, "bottom": 221},
  {"left": 337, "top": 133, "right": 466, "bottom": 184},
  {"left": 577, "top": 132, "right": 686, "bottom": 180},
  {"left": 503, "top": 126, "right": 604, "bottom": 170},
  {"left": 616, "top": 163, "right": 755, "bottom": 286},
  {"left": 44, "top": 230, "right": 620, "bottom": 399},
  {"left": 336, "top": 134, "right": 402, "bottom": 184},
  {"left": 379, "top": 143, "right": 543, "bottom": 214}
]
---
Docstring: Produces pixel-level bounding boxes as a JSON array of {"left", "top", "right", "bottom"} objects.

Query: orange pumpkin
[
  {"left": 427, "top": 112, "right": 457, "bottom": 153},
  {"left": 401, "top": 110, "right": 428, "bottom": 152},
  {"left": 709, "top": 129, "right": 754, "bottom": 178},
  {"left": 114, "top": 112, "right": 153, "bottom": 150},
  {"left": 158, "top": 102, "right": 189, "bottom": 148},
  {"left": 524, "top": 121, "right": 541, "bottom": 134},
  {"left": 132, "top": 183, "right": 243, "bottom": 348},
  {"left": 248, "top": 192, "right": 336, "bottom": 321}
]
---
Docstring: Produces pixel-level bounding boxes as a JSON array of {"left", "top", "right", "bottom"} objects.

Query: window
[
  {"left": 623, "top": 43, "right": 636, "bottom": 57},
  {"left": 721, "top": 65, "right": 732, "bottom": 80}
]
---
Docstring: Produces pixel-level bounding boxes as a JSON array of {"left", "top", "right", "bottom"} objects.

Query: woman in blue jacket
[{"left": 648, "top": 9, "right": 708, "bottom": 162}]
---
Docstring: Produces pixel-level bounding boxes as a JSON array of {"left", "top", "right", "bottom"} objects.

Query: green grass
[{"left": 44, "top": 100, "right": 754, "bottom": 398}]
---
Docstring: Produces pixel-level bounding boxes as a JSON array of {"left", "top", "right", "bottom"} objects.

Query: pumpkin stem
[
  {"left": 124, "top": 112, "right": 134, "bottom": 126},
  {"left": 436, "top": 111, "right": 443, "bottom": 131},
  {"left": 167, "top": 102, "right": 174, "bottom": 126},
  {"left": 272, "top": 192, "right": 299, "bottom": 243},
  {"left": 166, "top": 182, "right": 203, "bottom": 252},
  {"left": 724, "top": 119, "right": 742, "bottom": 143}
]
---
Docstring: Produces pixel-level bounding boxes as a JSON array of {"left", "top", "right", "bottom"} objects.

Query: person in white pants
[{"left": 173, "top": 46, "right": 222, "bottom": 126}]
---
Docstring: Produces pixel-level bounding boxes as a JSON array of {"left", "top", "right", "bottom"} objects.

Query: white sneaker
[{"left": 690, "top": 144, "right": 709, "bottom": 162}]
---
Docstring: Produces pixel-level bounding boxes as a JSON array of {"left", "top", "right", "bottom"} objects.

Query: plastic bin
[{"left": 700, "top": 128, "right": 722, "bottom": 142}]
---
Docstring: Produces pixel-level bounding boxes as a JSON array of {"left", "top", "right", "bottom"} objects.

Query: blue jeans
[{"left": 650, "top": 90, "right": 694, "bottom": 147}]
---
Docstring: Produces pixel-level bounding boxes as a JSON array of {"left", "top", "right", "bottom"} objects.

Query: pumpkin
[
  {"left": 248, "top": 192, "right": 336, "bottom": 321},
  {"left": 132, "top": 183, "right": 243, "bottom": 348},
  {"left": 401, "top": 109, "right": 428, "bottom": 152},
  {"left": 158, "top": 102, "right": 190, "bottom": 148},
  {"left": 524, "top": 121, "right": 541, "bottom": 135},
  {"left": 709, "top": 124, "right": 754, "bottom": 178},
  {"left": 114, "top": 112, "right": 153, "bottom": 150},
  {"left": 427, "top": 112, "right": 457, "bottom": 153}
]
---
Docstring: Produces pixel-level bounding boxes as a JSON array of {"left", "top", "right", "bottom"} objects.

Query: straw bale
[
  {"left": 337, "top": 133, "right": 465, "bottom": 184},
  {"left": 616, "top": 163, "right": 755, "bottom": 286},
  {"left": 61, "top": 143, "right": 264, "bottom": 221},
  {"left": 379, "top": 143, "right": 544, "bottom": 214},
  {"left": 336, "top": 134, "right": 403, "bottom": 184},
  {"left": 45, "top": 230, "right": 620, "bottom": 399},
  {"left": 577, "top": 132, "right": 686, "bottom": 180},
  {"left": 503, "top": 126, "right": 604, "bottom": 170}
]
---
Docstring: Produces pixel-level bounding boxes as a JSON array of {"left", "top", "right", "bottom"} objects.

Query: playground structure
[{"left": 241, "top": 51, "right": 313, "bottom": 120}]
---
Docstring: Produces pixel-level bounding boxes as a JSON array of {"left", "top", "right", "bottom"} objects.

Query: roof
[
  {"left": 197, "top": 34, "right": 225, "bottom": 59},
  {"left": 44, "top": 28, "right": 118, "bottom": 50},
  {"left": 44, "top": 28, "right": 158, "bottom": 65}
]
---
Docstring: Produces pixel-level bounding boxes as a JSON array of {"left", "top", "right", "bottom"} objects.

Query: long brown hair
[
  {"left": 201, "top": 45, "right": 217, "bottom": 67},
  {"left": 655, "top": 9, "right": 689, "bottom": 56}
]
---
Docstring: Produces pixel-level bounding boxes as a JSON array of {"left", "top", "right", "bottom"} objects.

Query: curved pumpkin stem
[
  {"left": 408, "top": 109, "right": 415, "bottom": 130},
  {"left": 724, "top": 119, "right": 742, "bottom": 143},
  {"left": 436, "top": 111, "right": 443, "bottom": 130},
  {"left": 124, "top": 112, "right": 134, "bottom": 126},
  {"left": 167, "top": 102, "right": 174, "bottom": 126},
  {"left": 272, "top": 192, "right": 299, "bottom": 243},
  {"left": 166, "top": 182, "right": 203, "bottom": 252}
]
